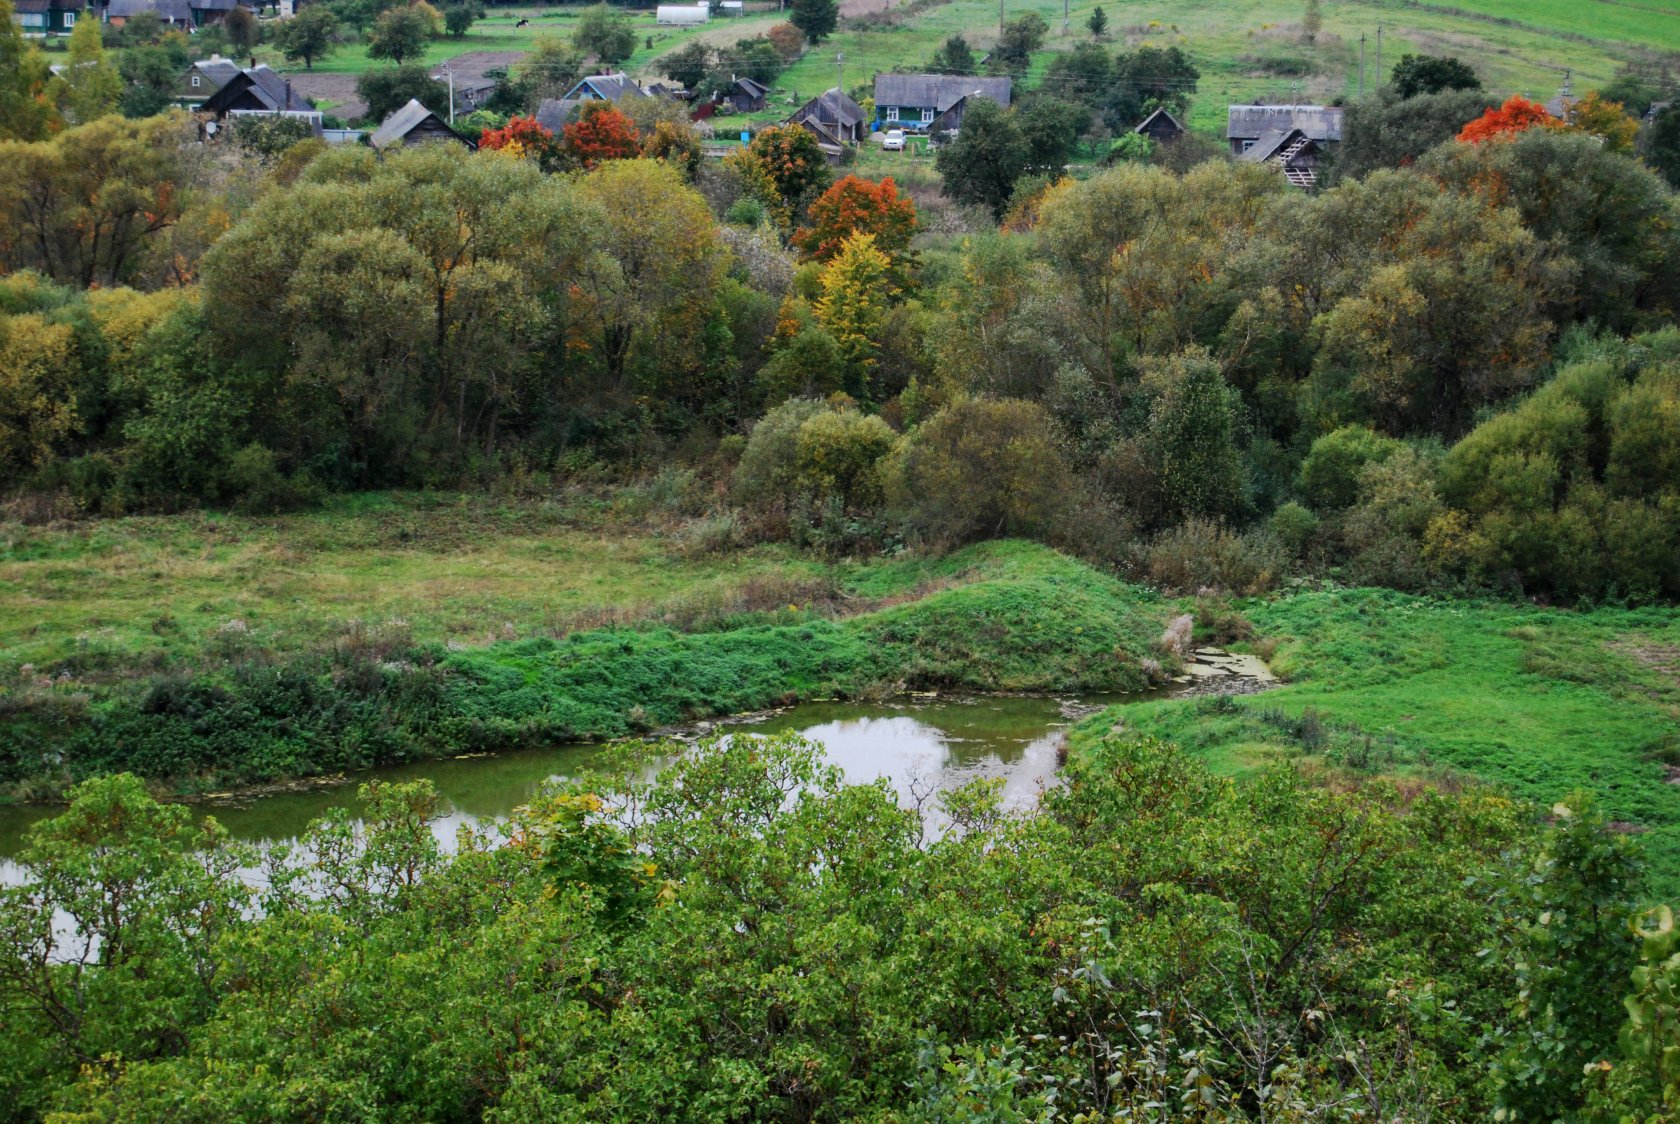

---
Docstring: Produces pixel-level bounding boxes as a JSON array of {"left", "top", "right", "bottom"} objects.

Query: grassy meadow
[{"left": 8, "top": 495, "right": 1680, "bottom": 892}]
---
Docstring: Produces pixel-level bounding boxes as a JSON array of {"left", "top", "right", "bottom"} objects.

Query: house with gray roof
[
  {"left": 1226, "top": 104, "right": 1344, "bottom": 156},
  {"left": 785, "top": 87, "right": 866, "bottom": 152},
  {"left": 873, "top": 74, "right": 1011, "bottom": 133},
  {"left": 559, "top": 72, "right": 650, "bottom": 104},
  {"left": 1133, "top": 106, "right": 1186, "bottom": 144},
  {"left": 369, "top": 98, "right": 475, "bottom": 151},
  {"left": 201, "top": 64, "right": 317, "bottom": 116},
  {"left": 177, "top": 55, "right": 241, "bottom": 106}
]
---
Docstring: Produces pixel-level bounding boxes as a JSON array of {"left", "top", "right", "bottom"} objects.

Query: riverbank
[{"left": 2, "top": 519, "right": 1169, "bottom": 797}]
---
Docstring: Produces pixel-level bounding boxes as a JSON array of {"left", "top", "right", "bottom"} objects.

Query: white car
[{"left": 881, "top": 128, "right": 906, "bottom": 151}]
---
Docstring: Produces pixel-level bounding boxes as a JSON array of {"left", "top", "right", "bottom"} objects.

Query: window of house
[
  {"left": 885, "top": 106, "right": 898, "bottom": 121},
  {"left": 191, "top": 75, "right": 201, "bottom": 87},
  {"left": 921, "top": 108, "right": 934, "bottom": 123},
  {"left": 1241, "top": 139, "right": 1254, "bottom": 152},
  {"left": 63, "top": 11, "right": 74, "bottom": 24}
]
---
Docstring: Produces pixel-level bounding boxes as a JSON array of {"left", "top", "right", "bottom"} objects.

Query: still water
[{"left": 0, "top": 694, "right": 1120, "bottom": 883}]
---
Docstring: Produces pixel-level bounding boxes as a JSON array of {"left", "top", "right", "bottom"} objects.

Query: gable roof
[
  {"left": 792, "top": 87, "right": 865, "bottom": 129},
  {"left": 1226, "top": 104, "right": 1343, "bottom": 142},
  {"left": 873, "top": 74, "right": 1011, "bottom": 112},
  {"left": 1134, "top": 106, "right": 1185, "bottom": 135},
  {"left": 369, "top": 98, "right": 474, "bottom": 150},
  {"left": 203, "top": 65, "right": 315, "bottom": 113},
  {"left": 732, "top": 76, "right": 769, "bottom": 98},
  {"left": 190, "top": 58, "right": 243, "bottom": 88},
  {"left": 564, "top": 72, "right": 650, "bottom": 102}
]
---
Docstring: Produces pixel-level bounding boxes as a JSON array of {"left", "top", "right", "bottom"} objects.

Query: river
[{"left": 0, "top": 693, "right": 1128, "bottom": 883}]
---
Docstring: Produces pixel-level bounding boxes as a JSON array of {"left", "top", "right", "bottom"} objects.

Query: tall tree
[
  {"left": 789, "top": 0, "right": 837, "bottom": 45},
  {"left": 928, "top": 34, "right": 976, "bottom": 76},
  {"left": 1104, "top": 45, "right": 1198, "bottom": 132},
  {"left": 367, "top": 5, "right": 433, "bottom": 66},
  {"left": 0, "top": 116, "right": 187, "bottom": 287},
  {"left": 224, "top": 3, "right": 260, "bottom": 52},
  {"left": 1044, "top": 41, "right": 1114, "bottom": 109},
  {"left": 0, "top": 0, "right": 57, "bottom": 140},
  {"left": 934, "top": 98, "right": 1028, "bottom": 218},
  {"left": 1301, "top": 0, "right": 1322, "bottom": 44},
  {"left": 1087, "top": 5, "right": 1107, "bottom": 39},
  {"left": 572, "top": 3, "right": 635, "bottom": 68},
  {"left": 1389, "top": 53, "right": 1481, "bottom": 99},
  {"left": 51, "top": 17, "right": 122, "bottom": 125},
  {"left": 989, "top": 11, "right": 1047, "bottom": 76},
  {"left": 443, "top": 0, "right": 480, "bottom": 37},
  {"left": 563, "top": 101, "right": 640, "bottom": 168},
  {"left": 1647, "top": 105, "right": 1680, "bottom": 190},
  {"left": 814, "top": 232, "right": 895, "bottom": 373},
  {"left": 660, "top": 40, "right": 714, "bottom": 91},
  {"left": 794, "top": 175, "right": 918, "bottom": 275},
  {"left": 272, "top": 5, "right": 340, "bottom": 71},
  {"left": 1457, "top": 95, "right": 1557, "bottom": 143},
  {"left": 357, "top": 65, "right": 449, "bottom": 123}
]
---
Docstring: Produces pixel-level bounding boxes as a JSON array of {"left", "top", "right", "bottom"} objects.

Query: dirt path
[{"left": 290, "top": 50, "right": 525, "bottom": 122}]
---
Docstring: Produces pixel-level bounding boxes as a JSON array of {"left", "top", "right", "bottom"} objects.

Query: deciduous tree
[
  {"left": 0, "top": 0, "right": 57, "bottom": 140},
  {"left": 1390, "top": 53, "right": 1481, "bottom": 98},
  {"left": 794, "top": 174, "right": 917, "bottom": 271},
  {"left": 50, "top": 17, "right": 122, "bottom": 125},
  {"left": 273, "top": 5, "right": 339, "bottom": 70},
  {"left": 572, "top": 3, "right": 635, "bottom": 68},
  {"left": 1457, "top": 95, "right": 1557, "bottom": 143},
  {"left": 933, "top": 97, "right": 1028, "bottom": 219},
  {"left": 563, "top": 101, "right": 640, "bottom": 168},
  {"left": 367, "top": 4, "right": 433, "bottom": 66}
]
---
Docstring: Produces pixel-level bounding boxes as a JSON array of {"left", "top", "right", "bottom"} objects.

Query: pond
[{"left": 0, "top": 693, "right": 1136, "bottom": 885}]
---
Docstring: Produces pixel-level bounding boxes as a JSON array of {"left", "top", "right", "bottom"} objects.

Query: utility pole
[
  {"left": 836, "top": 50, "right": 843, "bottom": 96},
  {"left": 1359, "top": 33, "right": 1366, "bottom": 97},
  {"left": 1375, "top": 23, "right": 1382, "bottom": 81},
  {"left": 999, "top": 0, "right": 1004, "bottom": 33},
  {"left": 1063, "top": 0, "right": 1068, "bottom": 33}
]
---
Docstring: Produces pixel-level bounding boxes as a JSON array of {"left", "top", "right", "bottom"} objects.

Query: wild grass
[{"left": 1074, "top": 586, "right": 1680, "bottom": 893}]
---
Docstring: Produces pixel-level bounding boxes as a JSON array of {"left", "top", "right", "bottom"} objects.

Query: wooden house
[
  {"left": 177, "top": 55, "right": 241, "bottom": 106},
  {"left": 11, "top": 0, "right": 84, "bottom": 36},
  {"left": 721, "top": 76, "right": 768, "bottom": 113},
  {"left": 785, "top": 87, "right": 867, "bottom": 150},
  {"left": 1240, "top": 126, "right": 1327, "bottom": 188},
  {"left": 1226, "top": 104, "right": 1343, "bottom": 157},
  {"left": 872, "top": 74, "right": 1010, "bottom": 133},
  {"left": 369, "top": 98, "right": 476, "bottom": 151},
  {"left": 1133, "top": 106, "right": 1186, "bottom": 144}
]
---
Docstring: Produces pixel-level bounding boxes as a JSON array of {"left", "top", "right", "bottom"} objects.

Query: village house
[
  {"left": 1226, "top": 103, "right": 1343, "bottom": 156},
  {"left": 200, "top": 63, "right": 322, "bottom": 137},
  {"left": 559, "top": 72, "right": 651, "bottom": 105},
  {"left": 721, "top": 76, "right": 768, "bottom": 114},
  {"left": 177, "top": 54, "right": 241, "bottom": 107},
  {"left": 872, "top": 74, "right": 1011, "bottom": 134},
  {"left": 784, "top": 86, "right": 867, "bottom": 157},
  {"left": 10, "top": 0, "right": 82, "bottom": 36},
  {"left": 1133, "top": 106, "right": 1186, "bottom": 144},
  {"left": 370, "top": 98, "right": 476, "bottom": 151}
]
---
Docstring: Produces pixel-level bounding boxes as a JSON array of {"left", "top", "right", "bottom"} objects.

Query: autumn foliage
[
  {"left": 1457, "top": 96, "right": 1558, "bottom": 143},
  {"left": 564, "top": 102, "right": 642, "bottom": 169},
  {"left": 479, "top": 115, "right": 566, "bottom": 171},
  {"left": 794, "top": 175, "right": 918, "bottom": 266}
]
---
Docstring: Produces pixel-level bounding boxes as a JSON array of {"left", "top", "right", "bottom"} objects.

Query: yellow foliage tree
[
  {"left": 1566, "top": 91, "right": 1639, "bottom": 154},
  {"left": 0, "top": 312, "right": 79, "bottom": 475},
  {"left": 813, "top": 231, "right": 895, "bottom": 372}
]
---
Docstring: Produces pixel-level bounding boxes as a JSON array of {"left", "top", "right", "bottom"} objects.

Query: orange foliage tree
[
  {"left": 746, "top": 125, "right": 831, "bottom": 210},
  {"left": 793, "top": 175, "right": 918, "bottom": 271},
  {"left": 1457, "top": 96, "right": 1558, "bottom": 143},
  {"left": 479, "top": 115, "right": 566, "bottom": 171},
  {"left": 563, "top": 102, "right": 642, "bottom": 169}
]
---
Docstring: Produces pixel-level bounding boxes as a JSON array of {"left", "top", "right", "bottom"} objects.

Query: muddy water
[{"left": 0, "top": 694, "right": 1127, "bottom": 883}]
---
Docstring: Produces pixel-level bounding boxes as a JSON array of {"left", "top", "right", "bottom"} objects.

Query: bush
[
  {"left": 1144, "top": 517, "right": 1287, "bottom": 595},
  {"left": 1299, "top": 425, "right": 1405, "bottom": 509},
  {"left": 884, "top": 398, "right": 1074, "bottom": 545}
]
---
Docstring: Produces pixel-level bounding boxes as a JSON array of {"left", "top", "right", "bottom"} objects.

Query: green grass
[
  {"left": 1072, "top": 587, "right": 1680, "bottom": 893},
  {"left": 1, "top": 516, "right": 1166, "bottom": 793}
]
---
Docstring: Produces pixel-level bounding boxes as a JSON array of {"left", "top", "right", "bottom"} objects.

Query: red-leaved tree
[
  {"left": 564, "top": 102, "right": 642, "bottom": 170},
  {"left": 1457, "top": 96, "right": 1559, "bottom": 144},
  {"left": 479, "top": 115, "right": 566, "bottom": 172},
  {"left": 793, "top": 175, "right": 919, "bottom": 269}
]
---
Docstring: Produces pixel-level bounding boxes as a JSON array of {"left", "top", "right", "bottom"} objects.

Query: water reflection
[{"left": 0, "top": 695, "right": 1104, "bottom": 882}]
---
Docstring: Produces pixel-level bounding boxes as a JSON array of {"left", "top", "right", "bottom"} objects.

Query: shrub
[
  {"left": 1144, "top": 517, "right": 1286, "bottom": 594},
  {"left": 884, "top": 398, "right": 1074, "bottom": 545},
  {"left": 1299, "top": 425, "right": 1406, "bottom": 509}
]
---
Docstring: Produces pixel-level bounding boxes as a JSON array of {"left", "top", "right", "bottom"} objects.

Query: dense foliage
[{"left": 1, "top": 730, "right": 1671, "bottom": 1121}]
